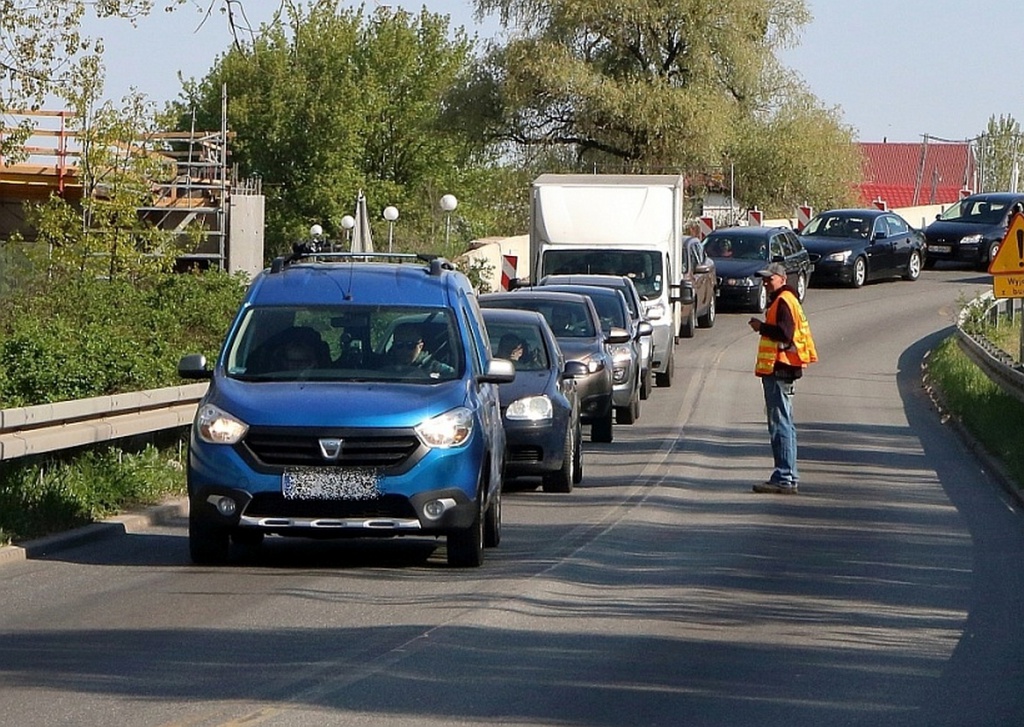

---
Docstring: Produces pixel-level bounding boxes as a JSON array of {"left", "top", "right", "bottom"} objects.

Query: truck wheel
[
  {"left": 655, "top": 349, "right": 674, "bottom": 387},
  {"left": 189, "top": 513, "right": 230, "bottom": 565}
]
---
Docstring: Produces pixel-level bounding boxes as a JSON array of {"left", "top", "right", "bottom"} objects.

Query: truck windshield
[{"left": 542, "top": 250, "right": 663, "bottom": 300}]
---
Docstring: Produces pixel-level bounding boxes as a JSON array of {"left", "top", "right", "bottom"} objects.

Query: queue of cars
[{"left": 175, "top": 194, "right": 1014, "bottom": 568}]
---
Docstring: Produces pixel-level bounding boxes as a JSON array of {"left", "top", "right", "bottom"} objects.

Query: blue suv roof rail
[{"left": 270, "top": 243, "right": 455, "bottom": 276}]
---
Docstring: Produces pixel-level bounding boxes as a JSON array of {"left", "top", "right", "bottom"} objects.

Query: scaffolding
[{"left": 0, "top": 104, "right": 254, "bottom": 270}]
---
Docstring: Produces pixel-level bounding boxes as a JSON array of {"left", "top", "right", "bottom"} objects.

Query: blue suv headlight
[
  {"left": 195, "top": 403, "right": 248, "bottom": 444},
  {"left": 416, "top": 406, "right": 474, "bottom": 448}
]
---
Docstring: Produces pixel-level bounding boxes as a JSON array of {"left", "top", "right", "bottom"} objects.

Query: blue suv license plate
[{"left": 282, "top": 467, "right": 382, "bottom": 500}]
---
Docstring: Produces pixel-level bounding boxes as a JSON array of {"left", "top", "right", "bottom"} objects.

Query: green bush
[
  {"left": 0, "top": 269, "right": 245, "bottom": 406},
  {"left": 926, "top": 335, "right": 1024, "bottom": 489},
  {"left": 0, "top": 441, "right": 188, "bottom": 545}
]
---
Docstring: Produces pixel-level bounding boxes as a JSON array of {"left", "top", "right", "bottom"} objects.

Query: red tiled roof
[{"left": 857, "top": 141, "right": 974, "bottom": 207}]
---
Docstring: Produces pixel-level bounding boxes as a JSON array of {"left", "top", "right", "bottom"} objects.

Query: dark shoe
[{"left": 753, "top": 481, "right": 798, "bottom": 494}]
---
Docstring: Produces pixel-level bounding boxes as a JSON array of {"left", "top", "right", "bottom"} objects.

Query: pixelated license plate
[{"left": 282, "top": 467, "right": 381, "bottom": 500}]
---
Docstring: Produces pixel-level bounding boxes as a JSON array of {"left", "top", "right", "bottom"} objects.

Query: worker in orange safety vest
[{"left": 746, "top": 262, "right": 818, "bottom": 494}]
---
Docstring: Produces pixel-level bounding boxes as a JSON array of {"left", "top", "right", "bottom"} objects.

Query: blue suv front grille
[{"left": 242, "top": 428, "right": 420, "bottom": 469}]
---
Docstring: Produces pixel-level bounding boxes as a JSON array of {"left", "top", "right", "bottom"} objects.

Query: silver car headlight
[
  {"left": 506, "top": 395, "right": 553, "bottom": 421},
  {"left": 416, "top": 407, "right": 473, "bottom": 448},
  {"left": 824, "top": 250, "right": 852, "bottom": 263},
  {"left": 195, "top": 404, "right": 248, "bottom": 445},
  {"left": 960, "top": 233, "right": 983, "bottom": 245},
  {"left": 608, "top": 343, "right": 633, "bottom": 361},
  {"left": 726, "top": 277, "right": 757, "bottom": 288},
  {"left": 645, "top": 303, "right": 666, "bottom": 320}
]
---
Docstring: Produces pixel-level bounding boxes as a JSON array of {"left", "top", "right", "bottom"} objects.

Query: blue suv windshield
[{"left": 224, "top": 305, "right": 463, "bottom": 383}]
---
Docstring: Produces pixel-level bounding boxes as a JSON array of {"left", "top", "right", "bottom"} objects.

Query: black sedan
[
  {"left": 702, "top": 226, "right": 812, "bottom": 312},
  {"left": 923, "top": 192, "right": 1024, "bottom": 271},
  {"left": 483, "top": 308, "right": 587, "bottom": 492},
  {"left": 480, "top": 290, "right": 626, "bottom": 443},
  {"left": 799, "top": 208, "right": 925, "bottom": 287}
]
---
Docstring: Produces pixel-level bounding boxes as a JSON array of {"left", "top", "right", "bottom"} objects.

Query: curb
[{"left": 0, "top": 498, "right": 188, "bottom": 567}]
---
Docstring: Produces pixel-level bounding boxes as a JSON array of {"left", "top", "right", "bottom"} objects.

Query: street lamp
[
  {"left": 309, "top": 223, "right": 324, "bottom": 251},
  {"left": 440, "top": 194, "right": 458, "bottom": 253},
  {"left": 340, "top": 215, "right": 355, "bottom": 249},
  {"left": 383, "top": 205, "right": 399, "bottom": 253}
]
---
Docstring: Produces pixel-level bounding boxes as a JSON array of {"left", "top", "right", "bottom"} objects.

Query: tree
[
  {"left": 174, "top": 1, "right": 517, "bottom": 255},
  {"left": 457, "top": 0, "right": 861, "bottom": 213},
  {"left": 976, "top": 115, "right": 1022, "bottom": 192}
]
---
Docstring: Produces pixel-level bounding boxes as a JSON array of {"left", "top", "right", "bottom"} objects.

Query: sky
[{"left": 84, "top": 0, "right": 1022, "bottom": 143}]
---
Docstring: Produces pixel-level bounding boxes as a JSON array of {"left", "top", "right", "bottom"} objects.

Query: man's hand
[{"left": 748, "top": 317, "right": 762, "bottom": 332}]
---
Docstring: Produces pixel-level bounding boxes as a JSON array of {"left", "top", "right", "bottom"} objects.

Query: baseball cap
[{"left": 755, "top": 262, "right": 787, "bottom": 279}]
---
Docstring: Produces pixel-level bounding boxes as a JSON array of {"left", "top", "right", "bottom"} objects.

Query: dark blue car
[
  {"left": 703, "top": 226, "right": 812, "bottom": 312},
  {"left": 178, "top": 252, "right": 515, "bottom": 568},
  {"left": 924, "top": 192, "right": 1024, "bottom": 270},
  {"left": 482, "top": 308, "right": 587, "bottom": 492}
]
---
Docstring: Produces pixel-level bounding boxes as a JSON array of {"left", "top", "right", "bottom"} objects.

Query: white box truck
[{"left": 527, "top": 173, "right": 693, "bottom": 386}]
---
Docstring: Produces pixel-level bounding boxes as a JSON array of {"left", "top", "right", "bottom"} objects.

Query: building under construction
[{"left": 0, "top": 109, "right": 264, "bottom": 278}]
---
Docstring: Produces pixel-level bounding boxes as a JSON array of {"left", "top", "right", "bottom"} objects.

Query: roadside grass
[
  {"left": 925, "top": 330, "right": 1024, "bottom": 491},
  {"left": 0, "top": 438, "right": 187, "bottom": 546}
]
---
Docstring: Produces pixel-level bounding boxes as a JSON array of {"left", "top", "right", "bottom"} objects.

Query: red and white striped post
[
  {"left": 698, "top": 216, "right": 715, "bottom": 239},
  {"left": 501, "top": 254, "right": 518, "bottom": 291},
  {"left": 796, "top": 204, "right": 813, "bottom": 232}
]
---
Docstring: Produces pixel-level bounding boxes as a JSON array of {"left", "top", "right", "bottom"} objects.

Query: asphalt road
[{"left": 3, "top": 267, "right": 1024, "bottom": 726}]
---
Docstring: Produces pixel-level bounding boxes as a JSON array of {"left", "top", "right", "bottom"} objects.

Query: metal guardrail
[
  {"left": 0, "top": 384, "right": 207, "bottom": 461},
  {"left": 955, "top": 292, "right": 1024, "bottom": 406}
]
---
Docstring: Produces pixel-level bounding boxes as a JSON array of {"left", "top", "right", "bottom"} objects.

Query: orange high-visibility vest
[{"left": 755, "top": 290, "right": 818, "bottom": 376}]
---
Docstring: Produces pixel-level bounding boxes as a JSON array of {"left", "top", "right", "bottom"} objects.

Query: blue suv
[{"left": 178, "top": 251, "right": 515, "bottom": 567}]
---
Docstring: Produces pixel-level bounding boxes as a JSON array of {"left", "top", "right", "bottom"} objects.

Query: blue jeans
[{"left": 761, "top": 375, "right": 798, "bottom": 486}]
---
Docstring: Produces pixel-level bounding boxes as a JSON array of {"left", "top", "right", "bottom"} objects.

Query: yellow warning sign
[
  {"left": 993, "top": 274, "right": 1024, "bottom": 298},
  {"left": 988, "top": 212, "right": 1024, "bottom": 274}
]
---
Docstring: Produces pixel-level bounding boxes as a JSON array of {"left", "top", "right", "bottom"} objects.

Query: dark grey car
[
  {"left": 529, "top": 283, "right": 645, "bottom": 425},
  {"left": 480, "top": 290, "right": 628, "bottom": 443}
]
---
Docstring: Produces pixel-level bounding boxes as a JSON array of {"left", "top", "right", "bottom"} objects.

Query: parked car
[
  {"left": 538, "top": 273, "right": 655, "bottom": 400},
  {"left": 798, "top": 208, "right": 925, "bottom": 287},
  {"left": 479, "top": 290, "right": 627, "bottom": 443},
  {"left": 529, "top": 283, "right": 645, "bottom": 425},
  {"left": 482, "top": 308, "right": 587, "bottom": 492},
  {"left": 178, "top": 252, "right": 515, "bottom": 568},
  {"left": 677, "top": 235, "right": 718, "bottom": 337},
  {"left": 702, "top": 226, "right": 812, "bottom": 312},
  {"left": 923, "top": 192, "right": 1024, "bottom": 270}
]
